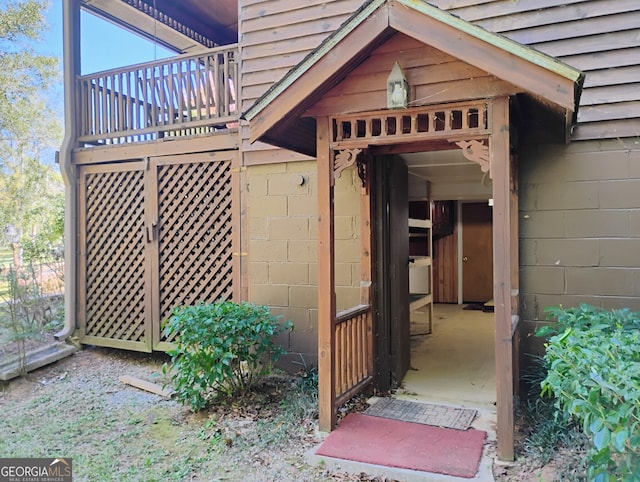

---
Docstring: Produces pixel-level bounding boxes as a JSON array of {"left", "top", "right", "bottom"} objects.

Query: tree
[{"left": 0, "top": 0, "right": 63, "bottom": 256}]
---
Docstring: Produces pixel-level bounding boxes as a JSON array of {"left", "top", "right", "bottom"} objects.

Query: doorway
[
  {"left": 462, "top": 202, "right": 493, "bottom": 304},
  {"left": 380, "top": 149, "right": 496, "bottom": 410}
]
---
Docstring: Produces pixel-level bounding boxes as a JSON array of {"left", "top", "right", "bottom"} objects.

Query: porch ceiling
[
  {"left": 244, "top": 0, "right": 585, "bottom": 156},
  {"left": 82, "top": 0, "right": 238, "bottom": 51}
]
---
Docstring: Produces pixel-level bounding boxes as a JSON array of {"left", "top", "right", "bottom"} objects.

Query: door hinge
[
  {"left": 232, "top": 252, "right": 248, "bottom": 257},
  {"left": 231, "top": 166, "right": 247, "bottom": 173}
]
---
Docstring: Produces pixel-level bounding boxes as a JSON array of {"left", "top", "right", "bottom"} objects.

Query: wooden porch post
[
  {"left": 317, "top": 116, "right": 337, "bottom": 431},
  {"left": 491, "top": 96, "right": 515, "bottom": 461}
]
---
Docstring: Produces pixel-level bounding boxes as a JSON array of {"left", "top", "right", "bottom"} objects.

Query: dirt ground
[{"left": 0, "top": 344, "right": 582, "bottom": 481}]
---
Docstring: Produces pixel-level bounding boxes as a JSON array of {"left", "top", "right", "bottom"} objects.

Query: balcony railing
[{"left": 77, "top": 45, "right": 238, "bottom": 145}]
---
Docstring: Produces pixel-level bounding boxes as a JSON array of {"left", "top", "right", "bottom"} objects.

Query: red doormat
[{"left": 315, "top": 413, "right": 486, "bottom": 478}]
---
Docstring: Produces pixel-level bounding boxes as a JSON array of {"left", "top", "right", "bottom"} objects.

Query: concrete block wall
[
  {"left": 518, "top": 137, "right": 640, "bottom": 354},
  {"left": 247, "top": 161, "right": 362, "bottom": 366}
]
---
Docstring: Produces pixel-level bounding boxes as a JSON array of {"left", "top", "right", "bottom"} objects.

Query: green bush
[
  {"left": 539, "top": 304, "right": 640, "bottom": 481},
  {"left": 163, "top": 301, "right": 293, "bottom": 411}
]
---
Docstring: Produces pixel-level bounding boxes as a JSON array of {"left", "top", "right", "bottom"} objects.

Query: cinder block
[
  {"left": 519, "top": 292, "right": 538, "bottom": 320},
  {"left": 519, "top": 239, "right": 537, "bottom": 266},
  {"left": 269, "top": 262, "right": 309, "bottom": 285},
  {"left": 335, "top": 238, "right": 361, "bottom": 263},
  {"left": 564, "top": 209, "right": 629, "bottom": 238},
  {"left": 519, "top": 211, "right": 564, "bottom": 239},
  {"left": 289, "top": 285, "right": 318, "bottom": 308},
  {"left": 250, "top": 217, "right": 268, "bottom": 240},
  {"left": 352, "top": 263, "right": 363, "bottom": 288},
  {"left": 535, "top": 181, "right": 598, "bottom": 210},
  {"left": 248, "top": 163, "right": 287, "bottom": 176},
  {"left": 289, "top": 239, "right": 317, "bottom": 263},
  {"left": 519, "top": 183, "right": 536, "bottom": 211},
  {"left": 565, "top": 267, "right": 634, "bottom": 296},
  {"left": 631, "top": 211, "right": 640, "bottom": 237},
  {"left": 600, "top": 296, "right": 640, "bottom": 312},
  {"left": 268, "top": 173, "right": 309, "bottom": 196},
  {"left": 249, "top": 195, "right": 287, "bottom": 217},
  {"left": 288, "top": 195, "right": 317, "bottom": 217},
  {"left": 267, "top": 306, "right": 311, "bottom": 330},
  {"left": 520, "top": 266, "right": 565, "bottom": 295},
  {"left": 565, "top": 151, "right": 628, "bottom": 181},
  {"left": 336, "top": 287, "right": 361, "bottom": 311},
  {"left": 598, "top": 180, "right": 640, "bottom": 209},
  {"left": 534, "top": 294, "right": 604, "bottom": 314},
  {"left": 250, "top": 239, "right": 288, "bottom": 262},
  {"left": 309, "top": 218, "right": 318, "bottom": 239},
  {"left": 335, "top": 197, "right": 360, "bottom": 217},
  {"left": 289, "top": 330, "right": 318, "bottom": 357},
  {"left": 629, "top": 151, "right": 640, "bottom": 178},
  {"left": 536, "top": 239, "right": 599, "bottom": 267},
  {"left": 600, "top": 239, "right": 640, "bottom": 267},
  {"left": 269, "top": 217, "right": 309, "bottom": 240},
  {"left": 286, "top": 160, "right": 315, "bottom": 173},
  {"left": 249, "top": 262, "right": 269, "bottom": 284},
  {"left": 335, "top": 263, "right": 353, "bottom": 287},
  {"left": 309, "top": 308, "right": 318, "bottom": 331},
  {"left": 519, "top": 146, "right": 565, "bottom": 184},
  {"left": 308, "top": 263, "right": 318, "bottom": 285},
  {"left": 249, "top": 284, "right": 289, "bottom": 306},
  {"left": 248, "top": 175, "right": 267, "bottom": 197},
  {"left": 335, "top": 216, "right": 356, "bottom": 240}
]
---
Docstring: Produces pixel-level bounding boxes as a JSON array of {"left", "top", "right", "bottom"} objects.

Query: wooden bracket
[
  {"left": 356, "top": 155, "right": 368, "bottom": 190},
  {"left": 454, "top": 139, "right": 491, "bottom": 178},
  {"left": 333, "top": 148, "right": 362, "bottom": 184}
]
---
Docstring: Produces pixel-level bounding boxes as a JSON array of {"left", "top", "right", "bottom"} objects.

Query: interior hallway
[{"left": 399, "top": 303, "right": 496, "bottom": 411}]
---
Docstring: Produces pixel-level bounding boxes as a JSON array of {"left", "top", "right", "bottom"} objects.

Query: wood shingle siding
[{"left": 429, "top": 0, "right": 640, "bottom": 140}]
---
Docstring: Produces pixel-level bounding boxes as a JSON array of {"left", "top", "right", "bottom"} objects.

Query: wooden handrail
[
  {"left": 77, "top": 44, "right": 239, "bottom": 145},
  {"left": 336, "top": 303, "right": 370, "bottom": 323}
]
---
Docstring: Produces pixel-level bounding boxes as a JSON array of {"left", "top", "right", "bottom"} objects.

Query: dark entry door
[
  {"left": 462, "top": 202, "right": 493, "bottom": 303},
  {"left": 375, "top": 155, "right": 410, "bottom": 390}
]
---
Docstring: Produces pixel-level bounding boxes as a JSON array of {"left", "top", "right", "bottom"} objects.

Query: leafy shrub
[
  {"left": 539, "top": 304, "right": 640, "bottom": 481},
  {"left": 163, "top": 301, "right": 293, "bottom": 411}
]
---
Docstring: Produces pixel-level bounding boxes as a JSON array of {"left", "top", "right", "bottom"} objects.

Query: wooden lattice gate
[{"left": 77, "top": 151, "right": 240, "bottom": 352}]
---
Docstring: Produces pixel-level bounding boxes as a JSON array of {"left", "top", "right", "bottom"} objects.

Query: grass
[{"left": 0, "top": 355, "right": 325, "bottom": 481}]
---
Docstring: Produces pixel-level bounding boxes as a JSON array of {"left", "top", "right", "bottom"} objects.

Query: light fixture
[{"left": 387, "top": 62, "right": 410, "bottom": 109}]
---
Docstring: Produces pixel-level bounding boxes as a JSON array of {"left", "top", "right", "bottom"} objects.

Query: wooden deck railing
[
  {"left": 77, "top": 45, "right": 239, "bottom": 145},
  {"left": 335, "top": 304, "right": 374, "bottom": 405}
]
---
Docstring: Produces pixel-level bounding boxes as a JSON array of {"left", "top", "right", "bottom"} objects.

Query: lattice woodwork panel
[
  {"left": 83, "top": 168, "right": 148, "bottom": 343},
  {"left": 157, "top": 160, "right": 234, "bottom": 342}
]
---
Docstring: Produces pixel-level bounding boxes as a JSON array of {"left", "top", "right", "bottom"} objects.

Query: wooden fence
[
  {"left": 334, "top": 304, "right": 374, "bottom": 405},
  {"left": 77, "top": 45, "right": 238, "bottom": 145}
]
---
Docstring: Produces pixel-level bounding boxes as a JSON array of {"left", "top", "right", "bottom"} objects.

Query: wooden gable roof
[{"left": 243, "top": 0, "right": 585, "bottom": 156}]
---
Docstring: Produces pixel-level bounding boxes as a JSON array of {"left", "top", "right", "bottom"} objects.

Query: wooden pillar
[
  {"left": 317, "top": 116, "right": 337, "bottom": 431},
  {"left": 490, "top": 96, "right": 515, "bottom": 461}
]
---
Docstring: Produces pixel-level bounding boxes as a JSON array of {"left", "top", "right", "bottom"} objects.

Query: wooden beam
[
  {"left": 72, "top": 130, "right": 240, "bottom": 165},
  {"left": 317, "top": 116, "right": 337, "bottom": 432},
  {"left": 490, "top": 96, "right": 515, "bottom": 461}
]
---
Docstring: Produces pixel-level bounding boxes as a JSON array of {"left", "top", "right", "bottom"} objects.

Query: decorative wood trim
[
  {"left": 333, "top": 148, "right": 362, "bottom": 184},
  {"left": 454, "top": 139, "right": 491, "bottom": 178},
  {"left": 330, "top": 101, "right": 490, "bottom": 151}
]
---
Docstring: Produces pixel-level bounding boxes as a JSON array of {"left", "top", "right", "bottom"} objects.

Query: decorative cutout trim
[
  {"left": 334, "top": 148, "right": 362, "bottom": 181},
  {"left": 455, "top": 140, "right": 491, "bottom": 177}
]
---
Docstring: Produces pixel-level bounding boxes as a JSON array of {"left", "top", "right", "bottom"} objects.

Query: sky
[{"left": 40, "top": 1, "right": 173, "bottom": 75}]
